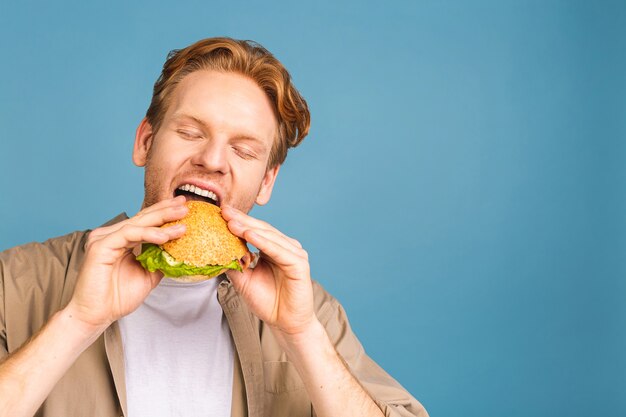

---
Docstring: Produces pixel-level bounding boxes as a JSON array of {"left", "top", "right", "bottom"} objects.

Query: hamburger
[{"left": 136, "top": 201, "right": 249, "bottom": 281}]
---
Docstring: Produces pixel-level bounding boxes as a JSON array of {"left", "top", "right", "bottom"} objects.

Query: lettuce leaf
[{"left": 136, "top": 244, "right": 242, "bottom": 278}]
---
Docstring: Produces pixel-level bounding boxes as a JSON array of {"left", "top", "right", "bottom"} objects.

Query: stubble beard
[
  {"left": 141, "top": 161, "right": 163, "bottom": 210},
  {"left": 141, "top": 161, "right": 261, "bottom": 214}
]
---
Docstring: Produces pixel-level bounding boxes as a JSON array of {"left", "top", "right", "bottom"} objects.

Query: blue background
[{"left": 1, "top": 1, "right": 624, "bottom": 415}]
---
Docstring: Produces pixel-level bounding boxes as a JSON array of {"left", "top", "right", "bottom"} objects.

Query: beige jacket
[{"left": 0, "top": 215, "right": 428, "bottom": 417}]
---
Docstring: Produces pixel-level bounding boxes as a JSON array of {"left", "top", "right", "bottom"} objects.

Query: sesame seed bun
[{"left": 161, "top": 201, "right": 248, "bottom": 269}]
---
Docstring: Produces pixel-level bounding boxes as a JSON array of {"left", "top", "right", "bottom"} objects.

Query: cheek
[
  {"left": 229, "top": 165, "right": 267, "bottom": 203},
  {"left": 235, "top": 161, "right": 267, "bottom": 185},
  {"left": 149, "top": 140, "right": 190, "bottom": 170},
  {"left": 144, "top": 142, "right": 183, "bottom": 185}
]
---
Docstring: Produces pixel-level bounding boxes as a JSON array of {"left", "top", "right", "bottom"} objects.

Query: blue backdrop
[{"left": 1, "top": 1, "right": 624, "bottom": 416}]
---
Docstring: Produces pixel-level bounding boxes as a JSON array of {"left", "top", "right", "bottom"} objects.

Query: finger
[
  {"left": 148, "top": 270, "right": 165, "bottom": 289},
  {"left": 96, "top": 223, "right": 186, "bottom": 254},
  {"left": 222, "top": 206, "right": 303, "bottom": 249},
  {"left": 228, "top": 220, "right": 302, "bottom": 257},
  {"left": 89, "top": 196, "right": 188, "bottom": 241},
  {"left": 221, "top": 205, "right": 280, "bottom": 233},
  {"left": 240, "top": 252, "right": 251, "bottom": 270},
  {"left": 224, "top": 267, "right": 250, "bottom": 296},
  {"left": 137, "top": 195, "right": 187, "bottom": 216},
  {"left": 96, "top": 198, "right": 187, "bottom": 239},
  {"left": 129, "top": 203, "right": 189, "bottom": 228},
  {"left": 248, "top": 252, "right": 260, "bottom": 269},
  {"left": 242, "top": 229, "right": 308, "bottom": 270},
  {"left": 236, "top": 251, "right": 260, "bottom": 271}
]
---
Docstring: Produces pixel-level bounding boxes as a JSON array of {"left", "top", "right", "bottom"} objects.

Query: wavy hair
[{"left": 146, "top": 37, "right": 311, "bottom": 168}]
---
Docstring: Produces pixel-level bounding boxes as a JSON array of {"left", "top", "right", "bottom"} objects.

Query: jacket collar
[{"left": 218, "top": 277, "right": 265, "bottom": 417}]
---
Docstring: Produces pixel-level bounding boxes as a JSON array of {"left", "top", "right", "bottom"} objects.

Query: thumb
[
  {"left": 225, "top": 268, "right": 248, "bottom": 293},
  {"left": 148, "top": 271, "right": 165, "bottom": 289}
]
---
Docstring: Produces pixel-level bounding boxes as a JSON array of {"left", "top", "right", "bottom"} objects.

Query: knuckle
[
  {"left": 120, "top": 223, "right": 134, "bottom": 233},
  {"left": 85, "top": 230, "right": 103, "bottom": 248},
  {"left": 88, "top": 239, "right": 104, "bottom": 253}
]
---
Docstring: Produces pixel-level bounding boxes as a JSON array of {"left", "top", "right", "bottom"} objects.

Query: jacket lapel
[
  {"left": 105, "top": 322, "right": 128, "bottom": 417},
  {"left": 218, "top": 278, "right": 264, "bottom": 417}
]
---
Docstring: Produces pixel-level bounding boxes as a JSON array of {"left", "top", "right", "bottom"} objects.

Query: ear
[
  {"left": 255, "top": 165, "right": 281, "bottom": 206},
  {"left": 132, "top": 118, "right": 154, "bottom": 167}
]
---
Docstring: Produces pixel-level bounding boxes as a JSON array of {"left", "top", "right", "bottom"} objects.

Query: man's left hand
[{"left": 221, "top": 205, "right": 315, "bottom": 336}]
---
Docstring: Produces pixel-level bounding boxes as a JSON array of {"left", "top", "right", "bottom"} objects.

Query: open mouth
[{"left": 174, "top": 184, "right": 220, "bottom": 206}]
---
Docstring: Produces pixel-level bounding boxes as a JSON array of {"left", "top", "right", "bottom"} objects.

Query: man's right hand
[
  {"left": 0, "top": 196, "right": 189, "bottom": 417},
  {"left": 65, "top": 195, "right": 188, "bottom": 334}
]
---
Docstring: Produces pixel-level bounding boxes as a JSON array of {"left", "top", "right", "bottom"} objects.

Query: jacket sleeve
[
  {"left": 0, "top": 230, "right": 89, "bottom": 360},
  {"left": 312, "top": 281, "right": 429, "bottom": 417}
]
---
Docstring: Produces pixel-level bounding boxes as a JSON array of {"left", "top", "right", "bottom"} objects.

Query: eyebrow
[
  {"left": 171, "top": 113, "right": 268, "bottom": 149},
  {"left": 170, "top": 113, "right": 211, "bottom": 132}
]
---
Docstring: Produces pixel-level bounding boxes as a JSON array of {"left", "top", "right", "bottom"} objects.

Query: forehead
[{"left": 166, "top": 70, "right": 278, "bottom": 144}]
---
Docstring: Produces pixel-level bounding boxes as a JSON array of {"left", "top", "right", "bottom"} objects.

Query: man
[{"left": 0, "top": 37, "right": 428, "bottom": 416}]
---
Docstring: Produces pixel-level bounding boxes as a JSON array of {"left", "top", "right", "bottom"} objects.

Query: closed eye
[
  {"left": 177, "top": 129, "right": 203, "bottom": 140},
  {"left": 233, "top": 146, "right": 256, "bottom": 160}
]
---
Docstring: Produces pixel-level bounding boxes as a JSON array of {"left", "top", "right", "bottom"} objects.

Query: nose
[{"left": 190, "top": 138, "right": 229, "bottom": 174}]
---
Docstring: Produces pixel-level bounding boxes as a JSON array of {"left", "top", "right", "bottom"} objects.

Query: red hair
[{"left": 146, "top": 37, "right": 310, "bottom": 168}]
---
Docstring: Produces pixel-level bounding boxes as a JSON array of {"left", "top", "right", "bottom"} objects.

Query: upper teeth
[{"left": 178, "top": 184, "right": 218, "bottom": 202}]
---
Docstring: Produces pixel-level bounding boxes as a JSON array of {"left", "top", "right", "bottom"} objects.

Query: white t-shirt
[{"left": 118, "top": 277, "right": 234, "bottom": 417}]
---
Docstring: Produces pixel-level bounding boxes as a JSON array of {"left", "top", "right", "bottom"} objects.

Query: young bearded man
[{"left": 0, "top": 37, "right": 428, "bottom": 417}]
